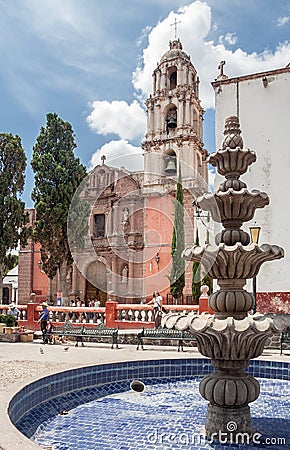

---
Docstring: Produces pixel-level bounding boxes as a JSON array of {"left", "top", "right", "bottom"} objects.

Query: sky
[{"left": 1, "top": 0, "right": 290, "bottom": 207}]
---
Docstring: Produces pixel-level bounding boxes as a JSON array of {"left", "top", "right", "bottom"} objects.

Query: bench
[
  {"left": 280, "top": 331, "right": 290, "bottom": 354},
  {"left": 48, "top": 322, "right": 84, "bottom": 346},
  {"left": 136, "top": 327, "right": 196, "bottom": 352},
  {"left": 48, "top": 322, "right": 119, "bottom": 349},
  {"left": 82, "top": 324, "right": 119, "bottom": 349}
]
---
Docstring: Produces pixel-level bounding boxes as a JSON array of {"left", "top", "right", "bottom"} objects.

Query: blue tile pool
[{"left": 8, "top": 358, "right": 290, "bottom": 449}]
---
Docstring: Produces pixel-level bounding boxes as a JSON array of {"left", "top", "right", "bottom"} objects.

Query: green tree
[
  {"left": 0, "top": 133, "right": 28, "bottom": 302},
  {"left": 4, "top": 254, "right": 18, "bottom": 277},
  {"left": 169, "top": 166, "right": 185, "bottom": 300},
  {"left": 192, "top": 226, "right": 213, "bottom": 303},
  {"left": 31, "top": 113, "right": 87, "bottom": 306},
  {"left": 192, "top": 228, "right": 201, "bottom": 304}
]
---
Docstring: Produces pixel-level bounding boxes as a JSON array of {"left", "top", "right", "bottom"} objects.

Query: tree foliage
[
  {"left": 31, "top": 113, "right": 88, "bottom": 304},
  {"left": 67, "top": 179, "right": 91, "bottom": 252},
  {"left": 192, "top": 228, "right": 201, "bottom": 304},
  {"left": 169, "top": 166, "right": 185, "bottom": 298},
  {"left": 4, "top": 254, "right": 18, "bottom": 277},
  {"left": 192, "top": 226, "right": 213, "bottom": 303},
  {"left": 0, "top": 133, "right": 28, "bottom": 302}
]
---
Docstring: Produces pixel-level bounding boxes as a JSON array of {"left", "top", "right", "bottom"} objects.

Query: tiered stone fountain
[{"left": 181, "top": 116, "right": 284, "bottom": 440}]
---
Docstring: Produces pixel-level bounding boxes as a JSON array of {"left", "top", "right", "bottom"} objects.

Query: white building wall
[{"left": 214, "top": 69, "right": 290, "bottom": 293}]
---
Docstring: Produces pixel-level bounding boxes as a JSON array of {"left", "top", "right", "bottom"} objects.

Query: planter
[
  {"left": 0, "top": 333, "right": 20, "bottom": 342},
  {"left": 19, "top": 333, "right": 34, "bottom": 342},
  {"left": 3, "top": 327, "right": 12, "bottom": 334}
]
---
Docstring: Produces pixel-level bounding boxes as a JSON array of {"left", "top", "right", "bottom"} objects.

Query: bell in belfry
[
  {"left": 167, "top": 116, "right": 177, "bottom": 128},
  {"left": 164, "top": 158, "right": 177, "bottom": 174}
]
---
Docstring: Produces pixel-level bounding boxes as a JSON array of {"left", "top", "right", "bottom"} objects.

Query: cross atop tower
[
  {"left": 170, "top": 17, "right": 181, "bottom": 39},
  {"left": 101, "top": 154, "right": 106, "bottom": 165}
]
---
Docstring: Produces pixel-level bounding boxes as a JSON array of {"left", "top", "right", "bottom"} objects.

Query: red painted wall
[{"left": 144, "top": 195, "right": 174, "bottom": 300}]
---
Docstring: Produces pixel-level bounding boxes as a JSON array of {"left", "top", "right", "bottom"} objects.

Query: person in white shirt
[{"left": 148, "top": 291, "right": 163, "bottom": 328}]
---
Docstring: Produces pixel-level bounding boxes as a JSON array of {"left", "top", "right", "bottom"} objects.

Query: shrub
[{"left": 0, "top": 314, "right": 17, "bottom": 327}]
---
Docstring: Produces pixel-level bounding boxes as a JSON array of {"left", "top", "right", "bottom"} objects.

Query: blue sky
[{"left": 1, "top": 0, "right": 290, "bottom": 207}]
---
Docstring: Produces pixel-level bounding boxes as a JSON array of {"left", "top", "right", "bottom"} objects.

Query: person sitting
[{"left": 7, "top": 303, "right": 20, "bottom": 325}]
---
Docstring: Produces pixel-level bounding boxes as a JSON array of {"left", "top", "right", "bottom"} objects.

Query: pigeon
[
  {"left": 63, "top": 347, "right": 69, "bottom": 351},
  {"left": 39, "top": 347, "right": 44, "bottom": 354}
]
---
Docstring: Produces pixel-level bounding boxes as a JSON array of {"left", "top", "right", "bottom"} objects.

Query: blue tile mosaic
[
  {"left": 31, "top": 378, "right": 290, "bottom": 450},
  {"left": 8, "top": 358, "right": 290, "bottom": 449}
]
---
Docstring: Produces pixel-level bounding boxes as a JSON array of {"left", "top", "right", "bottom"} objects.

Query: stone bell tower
[
  {"left": 141, "top": 39, "right": 209, "bottom": 301},
  {"left": 142, "top": 38, "right": 208, "bottom": 188}
]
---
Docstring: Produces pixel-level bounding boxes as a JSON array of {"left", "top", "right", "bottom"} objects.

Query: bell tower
[{"left": 142, "top": 38, "right": 208, "bottom": 188}]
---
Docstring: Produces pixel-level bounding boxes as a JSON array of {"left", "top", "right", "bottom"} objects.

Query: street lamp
[
  {"left": 249, "top": 225, "right": 261, "bottom": 314},
  {"left": 155, "top": 253, "right": 160, "bottom": 269}
]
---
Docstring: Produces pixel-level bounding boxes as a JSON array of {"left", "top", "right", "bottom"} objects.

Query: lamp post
[
  {"left": 155, "top": 253, "right": 160, "bottom": 270},
  {"left": 249, "top": 225, "right": 261, "bottom": 314}
]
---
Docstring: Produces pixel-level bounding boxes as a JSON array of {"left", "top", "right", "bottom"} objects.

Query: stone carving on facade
[
  {"left": 216, "top": 60, "right": 228, "bottom": 81},
  {"left": 121, "top": 207, "right": 129, "bottom": 224},
  {"left": 200, "top": 284, "right": 209, "bottom": 298},
  {"left": 121, "top": 265, "right": 128, "bottom": 283}
]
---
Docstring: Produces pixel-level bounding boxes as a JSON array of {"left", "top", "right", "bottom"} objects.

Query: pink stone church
[{"left": 18, "top": 39, "right": 208, "bottom": 306}]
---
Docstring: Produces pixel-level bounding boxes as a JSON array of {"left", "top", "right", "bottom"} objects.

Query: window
[
  {"left": 94, "top": 214, "right": 105, "bottom": 238},
  {"left": 170, "top": 71, "right": 177, "bottom": 90},
  {"left": 2, "top": 287, "right": 9, "bottom": 305},
  {"left": 168, "top": 66, "right": 177, "bottom": 90}
]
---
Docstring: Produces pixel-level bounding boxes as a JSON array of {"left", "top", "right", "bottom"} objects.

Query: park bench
[
  {"left": 48, "top": 322, "right": 119, "bottom": 349},
  {"left": 48, "top": 322, "right": 84, "bottom": 346},
  {"left": 82, "top": 323, "right": 119, "bottom": 349},
  {"left": 136, "top": 327, "right": 196, "bottom": 352},
  {"left": 280, "top": 331, "right": 290, "bottom": 355}
]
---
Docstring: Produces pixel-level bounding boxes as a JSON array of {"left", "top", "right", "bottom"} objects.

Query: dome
[{"left": 160, "top": 39, "right": 190, "bottom": 63}]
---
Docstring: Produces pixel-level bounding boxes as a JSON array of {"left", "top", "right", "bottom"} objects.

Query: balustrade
[{"left": 0, "top": 300, "right": 205, "bottom": 331}]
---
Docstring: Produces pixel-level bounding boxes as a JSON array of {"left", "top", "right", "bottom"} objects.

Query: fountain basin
[
  {"left": 183, "top": 242, "right": 284, "bottom": 279},
  {"left": 8, "top": 358, "right": 290, "bottom": 449}
]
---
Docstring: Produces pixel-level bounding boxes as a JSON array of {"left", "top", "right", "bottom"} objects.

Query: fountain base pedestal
[{"left": 205, "top": 404, "right": 252, "bottom": 441}]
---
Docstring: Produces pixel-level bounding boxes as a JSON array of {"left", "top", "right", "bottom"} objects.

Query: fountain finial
[{"left": 222, "top": 115, "right": 243, "bottom": 149}]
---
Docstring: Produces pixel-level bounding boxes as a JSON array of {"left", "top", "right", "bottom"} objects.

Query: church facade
[{"left": 18, "top": 39, "right": 208, "bottom": 305}]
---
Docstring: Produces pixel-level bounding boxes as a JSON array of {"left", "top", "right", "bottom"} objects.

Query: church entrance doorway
[{"left": 85, "top": 261, "right": 107, "bottom": 306}]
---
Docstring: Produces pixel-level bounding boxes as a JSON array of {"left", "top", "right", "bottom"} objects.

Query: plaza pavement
[{"left": 0, "top": 334, "right": 289, "bottom": 450}]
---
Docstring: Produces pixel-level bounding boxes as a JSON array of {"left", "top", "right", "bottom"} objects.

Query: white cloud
[
  {"left": 218, "top": 32, "right": 237, "bottom": 46},
  {"left": 208, "top": 167, "right": 216, "bottom": 193},
  {"left": 87, "top": 100, "right": 146, "bottom": 141},
  {"left": 277, "top": 16, "right": 290, "bottom": 27},
  {"left": 86, "top": 1, "right": 290, "bottom": 165},
  {"left": 132, "top": 1, "right": 290, "bottom": 109},
  {"left": 137, "top": 25, "right": 152, "bottom": 47},
  {"left": 89, "top": 139, "right": 143, "bottom": 172}
]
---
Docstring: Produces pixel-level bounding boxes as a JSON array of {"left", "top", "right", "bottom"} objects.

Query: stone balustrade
[{"left": 0, "top": 302, "right": 202, "bottom": 331}]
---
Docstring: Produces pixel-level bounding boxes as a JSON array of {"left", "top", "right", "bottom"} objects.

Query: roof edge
[{"left": 212, "top": 66, "right": 290, "bottom": 88}]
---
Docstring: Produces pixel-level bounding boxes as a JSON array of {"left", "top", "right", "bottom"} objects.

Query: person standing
[
  {"left": 148, "top": 291, "right": 163, "bottom": 328},
  {"left": 38, "top": 302, "right": 49, "bottom": 343}
]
